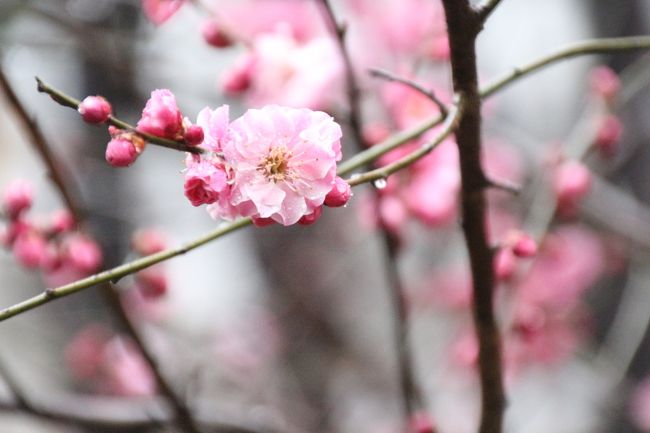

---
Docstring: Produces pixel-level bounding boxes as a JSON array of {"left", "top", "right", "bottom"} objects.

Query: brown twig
[
  {"left": 475, "top": 0, "right": 504, "bottom": 23},
  {"left": 317, "top": 0, "right": 366, "bottom": 150},
  {"left": 440, "top": 2, "right": 505, "bottom": 433},
  {"left": 0, "top": 69, "right": 83, "bottom": 222},
  {"left": 368, "top": 67, "right": 449, "bottom": 118}
]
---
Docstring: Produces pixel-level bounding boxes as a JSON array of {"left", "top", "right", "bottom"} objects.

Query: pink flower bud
[
  {"left": 589, "top": 66, "right": 620, "bottom": 101},
  {"left": 184, "top": 125, "right": 204, "bottom": 146},
  {"left": 136, "top": 89, "right": 184, "bottom": 139},
  {"left": 136, "top": 267, "right": 167, "bottom": 298},
  {"left": 78, "top": 96, "right": 112, "bottom": 123},
  {"left": 594, "top": 115, "right": 622, "bottom": 157},
  {"left": 65, "top": 324, "right": 112, "bottom": 380},
  {"left": 142, "top": 0, "right": 186, "bottom": 26},
  {"left": 324, "top": 176, "right": 352, "bottom": 207},
  {"left": 201, "top": 20, "right": 233, "bottom": 48},
  {"left": 50, "top": 209, "right": 75, "bottom": 233},
  {"left": 131, "top": 229, "right": 166, "bottom": 255},
  {"left": 221, "top": 57, "right": 254, "bottom": 96},
  {"left": 62, "top": 234, "right": 102, "bottom": 274},
  {"left": 409, "top": 411, "right": 436, "bottom": 433},
  {"left": 2, "top": 179, "right": 33, "bottom": 219},
  {"left": 1, "top": 219, "right": 30, "bottom": 247},
  {"left": 252, "top": 216, "right": 276, "bottom": 227},
  {"left": 510, "top": 231, "right": 537, "bottom": 258},
  {"left": 13, "top": 232, "right": 48, "bottom": 268},
  {"left": 298, "top": 206, "right": 322, "bottom": 225},
  {"left": 553, "top": 161, "right": 592, "bottom": 217},
  {"left": 106, "top": 137, "right": 139, "bottom": 167},
  {"left": 494, "top": 248, "right": 516, "bottom": 281}
]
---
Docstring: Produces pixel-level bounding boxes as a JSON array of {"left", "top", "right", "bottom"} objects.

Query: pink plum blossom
[
  {"left": 61, "top": 234, "right": 103, "bottom": 274},
  {"left": 324, "top": 176, "right": 352, "bottom": 207},
  {"left": 142, "top": 0, "right": 186, "bottom": 25},
  {"left": 2, "top": 179, "right": 33, "bottom": 219},
  {"left": 589, "top": 65, "right": 620, "bottom": 102},
  {"left": 223, "top": 105, "right": 342, "bottom": 225},
  {"left": 594, "top": 114, "right": 623, "bottom": 157},
  {"left": 201, "top": 20, "right": 234, "bottom": 48},
  {"left": 102, "top": 337, "right": 156, "bottom": 396},
  {"left": 106, "top": 136, "right": 139, "bottom": 167},
  {"left": 183, "top": 154, "right": 230, "bottom": 207},
  {"left": 12, "top": 231, "right": 48, "bottom": 268},
  {"left": 195, "top": 105, "right": 230, "bottom": 152},
  {"left": 183, "top": 124, "right": 204, "bottom": 146},
  {"left": 136, "top": 89, "right": 184, "bottom": 139},
  {"left": 553, "top": 160, "right": 592, "bottom": 218},
  {"left": 78, "top": 96, "right": 112, "bottom": 123},
  {"left": 231, "top": 31, "right": 344, "bottom": 109},
  {"left": 131, "top": 228, "right": 167, "bottom": 255}
]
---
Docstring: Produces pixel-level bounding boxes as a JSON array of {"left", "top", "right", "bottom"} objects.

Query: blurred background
[{"left": 1, "top": 1, "right": 650, "bottom": 432}]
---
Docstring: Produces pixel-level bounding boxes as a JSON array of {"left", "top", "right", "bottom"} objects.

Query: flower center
[{"left": 258, "top": 146, "right": 292, "bottom": 182}]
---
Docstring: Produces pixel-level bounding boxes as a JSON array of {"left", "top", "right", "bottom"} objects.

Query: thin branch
[
  {"left": 475, "top": 0, "right": 503, "bottom": 23},
  {"left": 368, "top": 68, "right": 449, "bottom": 117},
  {"left": 0, "top": 217, "right": 251, "bottom": 322},
  {"left": 316, "top": 0, "right": 366, "bottom": 150},
  {"left": 35, "top": 77, "right": 203, "bottom": 155},
  {"left": 346, "top": 103, "right": 462, "bottom": 186},
  {"left": 0, "top": 392, "right": 278, "bottom": 433},
  {"left": 484, "top": 177, "right": 521, "bottom": 195},
  {"left": 480, "top": 35, "right": 650, "bottom": 99},
  {"left": 0, "top": 69, "right": 83, "bottom": 221}
]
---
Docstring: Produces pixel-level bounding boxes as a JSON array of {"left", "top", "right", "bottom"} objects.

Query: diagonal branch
[
  {"left": 368, "top": 67, "right": 449, "bottom": 118},
  {"left": 36, "top": 77, "right": 203, "bottom": 154},
  {"left": 475, "top": 0, "right": 503, "bottom": 23},
  {"left": 0, "top": 69, "right": 83, "bottom": 221}
]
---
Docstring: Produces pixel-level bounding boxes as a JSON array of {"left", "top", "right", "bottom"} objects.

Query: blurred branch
[
  {"left": 0, "top": 68, "right": 83, "bottom": 221},
  {"left": 317, "top": 0, "right": 366, "bottom": 150},
  {"left": 368, "top": 68, "right": 448, "bottom": 117},
  {"left": 481, "top": 35, "right": 650, "bottom": 98},
  {"left": 103, "top": 282, "right": 203, "bottom": 433},
  {"left": 0, "top": 392, "right": 280, "bottom": 433},
  {"left": 36, "top": 78, "right": 203, "bottom": 154}
]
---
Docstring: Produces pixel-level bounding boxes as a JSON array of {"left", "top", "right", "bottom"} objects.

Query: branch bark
[{"left": 439, "top": 2, "right": 505, "bottom": 433}]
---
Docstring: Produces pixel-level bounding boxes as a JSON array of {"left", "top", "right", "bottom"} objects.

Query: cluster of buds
[
  {"left": 589, "top": 66, "right": 624, "bottom": 158},
  {"left": 494, "top": 230, "right": 538, "bottom": 281},
  {"left": 1, "top": 180, "right": 102, "bottom": 284}
]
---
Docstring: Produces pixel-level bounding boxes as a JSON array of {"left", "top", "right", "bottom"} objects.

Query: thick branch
[
  {"left": 0, "top": 69, "right": 83, "bottom": 221},
  {"left": 440, "top": 2, "right": 505, "bottom": 433},
  {"left": 36, "top": 78, "right": 203, "bottom": 154}
]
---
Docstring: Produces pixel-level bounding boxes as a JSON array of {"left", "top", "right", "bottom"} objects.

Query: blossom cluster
[{"left": 0, "top": 180, "right": 102, "bottom": 286}]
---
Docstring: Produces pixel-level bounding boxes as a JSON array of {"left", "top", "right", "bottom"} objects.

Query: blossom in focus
[
  {"left": 224, "top": 105, "right": 342, "bottom": 225},
  {"left": 78, "top": 96, "right": 112, "bottom": 124},
  {"left": 136, "top": 89, "right": 184, "bottom": 139},
  {"left": 183, "top": 154, "right": 230, "bottom": 207},
  {"left": 195, "top": 105, "right": 230, "bottom": 152},
  {"left": 142, "top": 0, "right": 186, "bottom": 25}
]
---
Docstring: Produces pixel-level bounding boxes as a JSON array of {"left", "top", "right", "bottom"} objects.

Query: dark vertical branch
[{"left": 439, "top": 2, "right": 505, "bottom": 433}]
